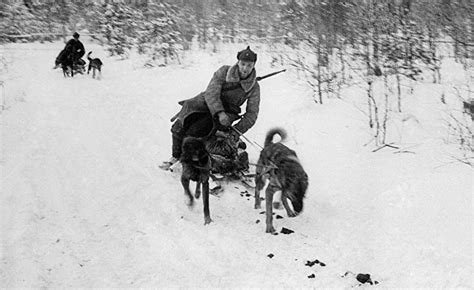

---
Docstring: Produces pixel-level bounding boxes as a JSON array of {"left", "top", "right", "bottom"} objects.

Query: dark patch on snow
[
  {"left": 342, "top": 272, "right": 378, "bottom": 285},
  {"left": 356, "top": 273, "right": 371, "bottom": 284},
  {"left": 280, "top": 227, "right": 294, "bottom": 234},
  {"left": 276, "top": 215, "right": 284, "bottom": 219},
  {"left": 305, "top": 259, "right": 319, "bottom": 267},
  {"left": 308, "top": 274, "right": 316, "bottom": 278},
  {"left": 267, "top": 253, "right": 274, "bottom": 258},
  {"left": 356, "top": 273, "right": 377, "bottom": 285},
  {"left": 259, "top": 211, "right": 276, "bottom": 215},
  {"left": 305, "top": 259, "right": 325, "bottom": 267}
]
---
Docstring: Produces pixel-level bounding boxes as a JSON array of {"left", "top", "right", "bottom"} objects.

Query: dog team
[
  {"left": 54, "top": 32, "right": 103, "bottom": 79},
  {"left": 160, "top": 46, "right": 309, "bottom": 234},
  {"left": 179, "top": 127, "right": 308, "bottom": 234}
]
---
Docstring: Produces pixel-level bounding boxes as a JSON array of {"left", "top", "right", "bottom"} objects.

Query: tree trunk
[
  {"left": 368, "top": 83, "right": 380, "bottom": 146},
  {"left": 368, "top": 82, "right": 374, "bottom": 129},
  {"left": 317, "top": 37, "right": 323, "bottom": 104},
  {"left": 382, "top": 75, "right": 390, "bottom": 144},
  {"left": 339, "top": 47, "right": 346, "bottom": 84},
  {"left": 396, "top": 63, "right": 402, "bottom": 112}
]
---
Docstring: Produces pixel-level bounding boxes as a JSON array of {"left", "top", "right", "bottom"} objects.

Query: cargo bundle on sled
[{"left": 204, "top": 130, "right": 255, "bottom": 189}]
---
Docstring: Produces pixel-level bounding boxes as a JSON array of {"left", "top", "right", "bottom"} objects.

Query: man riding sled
[{"left": 160, "top": 46, "right": 260, "bottom": 172}]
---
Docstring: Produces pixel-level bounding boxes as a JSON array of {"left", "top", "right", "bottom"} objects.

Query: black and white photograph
[{"left": 1, "top": 0, "right": 472, "bottom": 288}]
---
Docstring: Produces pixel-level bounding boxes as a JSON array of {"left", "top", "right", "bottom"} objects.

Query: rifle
[
  {"left": 256, "top": 69, "right": 286, "bottom": 81},
  {"left": 221, "top": 69, "right": 286, "bottom": 93}
]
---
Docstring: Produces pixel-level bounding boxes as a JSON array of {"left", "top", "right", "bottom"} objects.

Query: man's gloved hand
[{"left": 217, "top": 111, "right": 232, "bottom": 127}]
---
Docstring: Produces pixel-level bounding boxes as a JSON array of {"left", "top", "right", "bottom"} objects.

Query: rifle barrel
[{"left": 256, "top": 69, "right": 286, "bottom": 81}]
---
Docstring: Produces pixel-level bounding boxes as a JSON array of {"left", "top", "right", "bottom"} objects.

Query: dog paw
[
  {"left": 204, "top": 217, "right": 213, "bottom": 225},
  {"left": 254, "top": 203, "right": 261, "bottom": 209},
  {"left": 194, "top": 192, "right": 201, "bottom": 199},
  {"left": 265, "top": 226, "right": 276, "bottom": 234},
  {"left": 185, "top": 196, "right": 194, "bottom": 207},
  {"left": 287, "top": 211, "right": 297, "bottom": 218}
]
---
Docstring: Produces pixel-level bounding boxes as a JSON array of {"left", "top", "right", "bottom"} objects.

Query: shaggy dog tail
[
  {"left": 87, "top": 51, "right": 93, "bottom": 61},
  {"left": 264, "top": 127, "right": 287, "bottom": 148}
]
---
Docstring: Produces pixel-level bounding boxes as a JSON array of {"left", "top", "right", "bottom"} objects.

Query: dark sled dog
[
  {"left": 87, "top": 51, "right": 103, "bottom": 79},
  {"left": 55, "top": 50, "right": 74, "bottom": 77},
  {"left": 254, "top": 128, "right": 308, "bottom": 233},
  {"left": 180, "top": 137, "right": 212, "bottom": 225},
  {"left": 55, "top": 50, "right": 85, "bottom": 77}
]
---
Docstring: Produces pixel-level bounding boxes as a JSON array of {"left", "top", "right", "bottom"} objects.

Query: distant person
[
  {"left": 64, "top": 32, "right": 85, "bottom": 65},
  {"left": 160, "top": 46, "right": 260, "bottom": 170}
]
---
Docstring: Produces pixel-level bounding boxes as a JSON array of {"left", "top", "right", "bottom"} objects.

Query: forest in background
[
  {"left": 2, "top": 0, "right": 472, "bottom": 63},
  {"left": 1, "top": 0, "right": 473, "bottom": 163}
]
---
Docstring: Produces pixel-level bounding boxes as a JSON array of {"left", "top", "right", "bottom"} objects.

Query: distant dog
[
  {"left": 254, "top": 128, "right": 309, "bottom": 233},
  {"left": 55, "top": 49, "right": 74, "bottom": 77},
  {"left": 87, "top": 51, "right": 103, "bottom": 79},
  {"left": 180, "top": 137, "right": 212, "bottom": 225}
]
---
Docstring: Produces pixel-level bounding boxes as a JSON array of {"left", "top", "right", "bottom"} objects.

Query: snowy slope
[{"left": 0, "top": 41, "right": 472, "bottom": 288}]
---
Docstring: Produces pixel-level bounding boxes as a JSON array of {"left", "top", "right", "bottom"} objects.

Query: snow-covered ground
[{"left": 0, "top": 40, "right": 472, "bottom": 288}]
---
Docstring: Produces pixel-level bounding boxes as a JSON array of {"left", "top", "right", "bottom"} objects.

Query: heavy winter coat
[
  {"left": 173, "top": 64, "right": 260, "bottom": 135},
  {"left": 64, "top": 38, "right": 85, "bottom": 61}
]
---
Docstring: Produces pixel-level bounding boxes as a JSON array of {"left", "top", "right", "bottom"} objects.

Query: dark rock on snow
[
  {"left": 356, "top": 273, "right": 373, "bottom": 284},
  {"left": 280, "top": 227, "right": 294, "bottom": 234}
]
